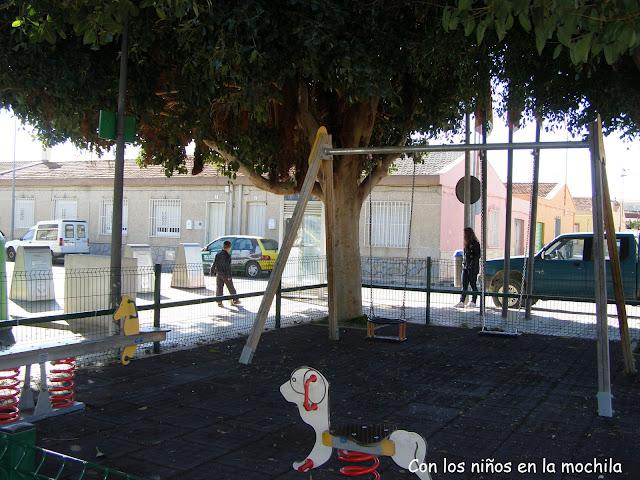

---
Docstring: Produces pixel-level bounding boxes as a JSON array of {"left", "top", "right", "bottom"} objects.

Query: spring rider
[{"left": 281, "top": 366, "right": 433, "bottom": 479}]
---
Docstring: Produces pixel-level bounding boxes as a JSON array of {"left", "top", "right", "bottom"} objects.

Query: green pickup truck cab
[{"left": 485, "top": 232, "right": 640, "bottom": 308}]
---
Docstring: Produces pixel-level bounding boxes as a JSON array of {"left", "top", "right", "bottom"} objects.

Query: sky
[{"left": 1, "top": 108, "right": 639, "bottom": 202}]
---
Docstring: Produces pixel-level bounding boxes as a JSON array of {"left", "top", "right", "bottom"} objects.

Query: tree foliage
[{"left": 1, "top": 0, "right": 639, "bottom": 189}]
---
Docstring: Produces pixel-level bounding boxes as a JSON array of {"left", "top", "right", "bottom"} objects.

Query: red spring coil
[
  {"left": 49, "top": 357, "right": 76, "bottom": 409},
  {"left": 338, "top": 450, "right": 381, "bottom": 480},
  {"left": 0, "top": 368, "right": 21, "bottom": 424}
]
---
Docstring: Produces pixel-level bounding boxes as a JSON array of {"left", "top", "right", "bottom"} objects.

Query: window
[
  {"left": 100, "top": 199, "right": 128, "bottom": 235},
  {"left": 77, "top": 224, "right": 86, "bottom": 239},
  {"left": 53, "top": 199, "right": 77, "bottom": 219},
  {"left": 234, "top": 238, "right": 253, "bottom": 251},
  {"left": 36, "top": 225, "right": 58, "bottom": 241},
  {"left": 364, "top": 200, "right": 410, "bottom": 248},
  {"left": 64, "top": 224, "right": 75, "bottom": 238},
  {"left": 554, "top": 216, "right": 561, "bottom": 237},
  {"left": 260, "top": 239, "right": 278, "bottom": 251},
  {"left": 15, "top": 198, "right": 35, "bottom": 229},
  {"left": 22, "top": 229, "right": 35, "bottom": 241},
  {"left": 604, "top": 239, "right": 626, "bottom": 261},
  {"left": 488, "top": 209, "right": 500, "bottom": 247},
  {"left": 150, "top": 199, "right": 181, "bottom": 237},
  {"left": 208, "top": 239, "right": 227, "bottom": 251},
  {"left": 574, "top": 223, "right": 580, "bottom": 232},
  {"left": 543, "top": 238, "right": 585, "bottom": 261}
]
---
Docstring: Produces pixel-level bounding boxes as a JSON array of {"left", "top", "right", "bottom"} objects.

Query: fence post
[
  {"left": 275, "top": 280, "right": 282, "bottom": 329},
  {"left": 425, "top": 257, "right": 432, "bottom": 325},
  {"left": 153, "top": 263, "right": 162, "bottom": 354}
]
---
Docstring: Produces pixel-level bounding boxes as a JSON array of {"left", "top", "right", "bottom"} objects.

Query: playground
[{"left": 33, "top": 323, "right": 639, "bottom": 479}]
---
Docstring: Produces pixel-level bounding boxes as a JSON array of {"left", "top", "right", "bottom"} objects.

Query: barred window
[
  {"left": 364, "top": 200, "right": 410, "bottom": 248},
  {"left": 150, "top": 199, "right": 181, "bottom": 237},
  {"left": 100, "top": 199, "right": 128, "bottom": 235},
  {"left": 15, "top": 198, "right": 35, "bottom": 228}
]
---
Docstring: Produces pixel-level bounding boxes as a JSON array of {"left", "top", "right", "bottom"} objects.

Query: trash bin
[
  {"left": 0, "top": 232, "right": 6, "bottom": 322},
  {"left": 453, "top": 249, "right": 463, "bottom": 288},
  {"left": 0, "top": 232, "right": 14, "bottom": 346}
]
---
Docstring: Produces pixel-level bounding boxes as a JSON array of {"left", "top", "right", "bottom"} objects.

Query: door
[
  {"left": 246, "top": 203, "right": 266, "bottom": 237},
  {"left": 207, "top": 202, "right": 226, "bottom": 243},
  {"left": 54, "top": 199, "right": 78, "bottom": 219},
  {"left": 514, "top": 219, "right": 524, "bottom": 255},
  {"left": 203, "top": 237, "right": 229, "bottom": 271},
  {"left": 535, "top": 236, "right": 587, "bottom": 298},
  {"left": 62, "top": 223, "right": 77, "bottom": 253},
  {"left": 76, "top": 223, "right": 89, "bottom": 253},
  {"left": 233, "top": 237, "right": 254, "bottom": 272},
  {"left": 583, "top": 236, "right": 635, "bottom": 299}
]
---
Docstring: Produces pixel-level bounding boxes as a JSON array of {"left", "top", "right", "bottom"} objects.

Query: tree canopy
[
  {"left": 2, "top": 1, "right": 639, "bottom": 187},
  {"left": 3, "top": 1, "right": 639, "bottom": 320}
]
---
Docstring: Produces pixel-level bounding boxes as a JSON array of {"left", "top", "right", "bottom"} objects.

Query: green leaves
[{"left": 11, "top": 19, "right": 22, "bottom": 28}]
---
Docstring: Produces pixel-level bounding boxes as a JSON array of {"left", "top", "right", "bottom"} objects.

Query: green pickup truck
[{"left": 485, "top": 232, "right": 640, "bottom": 308}]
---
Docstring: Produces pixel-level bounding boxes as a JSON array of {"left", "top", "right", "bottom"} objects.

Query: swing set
[{"left": 239, "top": 116, "right": 634, "bottom": 419}]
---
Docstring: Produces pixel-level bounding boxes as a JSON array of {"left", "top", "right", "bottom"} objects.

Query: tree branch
[
  {"left": 357, "top": 153, "right": 398, "bottom": 203},
  {"left": 297, "top": 79, "right": 321, "bottom": 145},
  {"left": 203, "top": 138, "right": 323, "bottom": 198}
]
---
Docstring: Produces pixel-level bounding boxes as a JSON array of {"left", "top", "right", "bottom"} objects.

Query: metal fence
[{"left": 1, "top": 255, "right": 638, "bottom": 368}]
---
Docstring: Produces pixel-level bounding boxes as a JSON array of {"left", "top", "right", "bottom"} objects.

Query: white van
[{"left": 5, "top": 220, "right": 89, "bottom": 262}]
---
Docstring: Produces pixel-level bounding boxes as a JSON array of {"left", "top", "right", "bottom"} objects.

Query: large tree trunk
[
  {"left": 326, "top": 154, "right": 367, "bottom": 321},
  {"left": 332, "top": 176, "right": 365, "bottom": 321}
]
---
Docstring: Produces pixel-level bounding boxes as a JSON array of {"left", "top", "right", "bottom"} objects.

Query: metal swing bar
[{"left": 324, "top": 140, "right": 589, "bottom": 156}]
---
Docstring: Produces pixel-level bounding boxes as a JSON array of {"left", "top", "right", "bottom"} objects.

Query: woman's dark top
[{"left": 463, "top": 240, "right": 481, "bottom": 272}]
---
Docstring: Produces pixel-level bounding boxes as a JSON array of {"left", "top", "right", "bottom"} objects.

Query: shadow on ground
[{"left": 36, "top": 324, "right": 640, "bottom": 480}]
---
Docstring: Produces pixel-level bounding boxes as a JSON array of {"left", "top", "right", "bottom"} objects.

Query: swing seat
[{"left": 366, "top": 316, "right": 407, "bottom": 342}]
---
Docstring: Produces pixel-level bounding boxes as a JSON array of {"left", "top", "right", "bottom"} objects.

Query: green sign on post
[{"left": 98, "top": 110, "right": 136, "bottom": 143}]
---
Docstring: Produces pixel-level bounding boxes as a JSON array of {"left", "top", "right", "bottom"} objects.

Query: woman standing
[{"left": 455, "top": 227, "right": 481, "bottom": 308}]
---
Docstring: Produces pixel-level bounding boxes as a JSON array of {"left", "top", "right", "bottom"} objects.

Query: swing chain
[
  {"left": 400, "top": 157, "right": 417, "bottom": 321},
  {"left": 368, "top": 156, "right": 375, "bottom": 319}
]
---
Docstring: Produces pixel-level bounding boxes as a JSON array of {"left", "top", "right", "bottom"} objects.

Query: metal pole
[
  {"left": 153, "top": 263, "right": 161, "bottom": 354},
  {"left": 589, "top": 117, "right": 613, "bottom": 417},
  {"left": 525, "top": 119, "right": 541, "bottom": 319},
  {"left": 425, "top": 257, "right": 432, "bottom": 325},
  {"left": 10, "top": 117, "right": 17, "bottom": 240},
  {"left": 110, "top": 13, "right": 129, "bottom": 308},
  {"left": 464, "top": 114, "right": 472, "bottom": 228},
  {"left": 275, "top": 280, "right": 282, "bottom": 329},
  {"left": 480, "top": 120, "right": 488, "bottom": 318},
  {"left": 502, "top": 124, "right": 514, "bottom": 318},
  {"left": 325, "top": 141, "right": 589, "bottom": 156}
]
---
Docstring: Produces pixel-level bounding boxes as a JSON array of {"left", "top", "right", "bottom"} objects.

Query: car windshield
[
  {"left": 260, "top": 239, "right": 278, "bottom": 251},
  {"left": 22, "top": 229, "right": 35, "bottom": 241}
]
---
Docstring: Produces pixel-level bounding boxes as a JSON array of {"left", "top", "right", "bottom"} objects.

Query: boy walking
[{"left": 211, "top": 240, "right": 241, "bottom": 307}]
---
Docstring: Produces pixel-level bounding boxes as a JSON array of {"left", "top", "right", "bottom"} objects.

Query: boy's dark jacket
[{"left": 211, "top": 250, "right": 232, "bottom": 276}]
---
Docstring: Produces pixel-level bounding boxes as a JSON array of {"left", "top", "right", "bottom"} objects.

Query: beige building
[
  {"left": 573, "top": 197, "right": 625, "bottom": 232},
  {"left": 513, "top": 183, "right": 576, "bottom": 250},
  {"left": 0, "top": 154, "right": 528, "bottom": 264}
]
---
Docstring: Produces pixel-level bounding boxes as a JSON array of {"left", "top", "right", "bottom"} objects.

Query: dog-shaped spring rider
[{"left": 281, "top": 367, "right": 433, "bottom": 479}]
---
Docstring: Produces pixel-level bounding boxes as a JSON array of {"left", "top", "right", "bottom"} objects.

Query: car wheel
[
  {"left": 245, "top": 261, "right": 261, "bottom": 278},
  {"left": 6, "top": 247, "right": 16, "bottom": 262},
  {"left": 490, "top": 276, "right": 522, "bottom": 309}
]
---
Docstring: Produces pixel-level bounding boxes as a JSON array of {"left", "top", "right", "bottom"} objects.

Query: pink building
[{"left": 365, "top": 153, "right": 531, "bottom": 260}]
